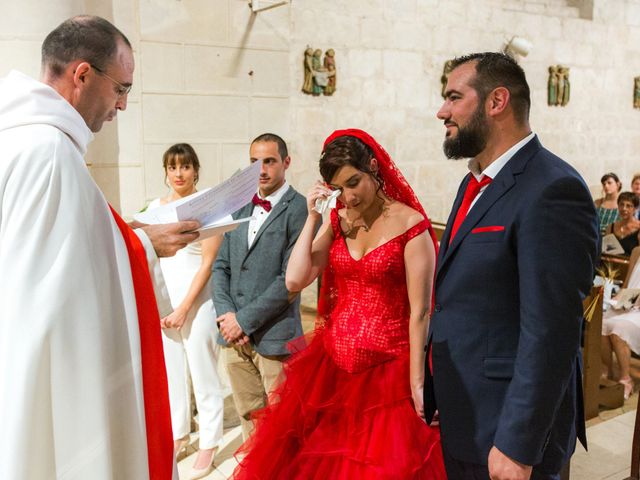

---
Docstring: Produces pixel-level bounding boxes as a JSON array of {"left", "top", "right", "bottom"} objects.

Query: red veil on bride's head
[
  {"left": 322, "top": 129, "right": 430, "bottom": 221},
  {"left": 317, "top": 128, "right": 438, "bottom": 322}
]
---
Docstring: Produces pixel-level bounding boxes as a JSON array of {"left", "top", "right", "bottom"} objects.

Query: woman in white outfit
[
  {"left": 602, "top": 247, "right": 640, "bottom": 400},
  {"left": 147, "top": 143, "right": 224, "bottom": 479}
]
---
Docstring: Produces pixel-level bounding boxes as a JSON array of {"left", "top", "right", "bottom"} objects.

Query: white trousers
[{"left": 161, "top": 297, "right": 223, "bottom": 449}]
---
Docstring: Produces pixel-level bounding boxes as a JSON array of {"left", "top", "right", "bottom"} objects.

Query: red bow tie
[{"left": 252, "top": 194, "right": 272, "bottom": 212}]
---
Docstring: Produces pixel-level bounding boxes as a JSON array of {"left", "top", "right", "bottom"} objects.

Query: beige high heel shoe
[
  {"left": 187, "top": 447, "right": 218, "bottom": 480},
  {"left": 174, "top": 434, "right": 190, "bottom": 458}
]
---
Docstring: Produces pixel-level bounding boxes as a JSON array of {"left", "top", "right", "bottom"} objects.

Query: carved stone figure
[
  {"left": 302, "top": 47, "right": 314, "bottom": 94},
  {"left": 323, "top": 49, "right": 336, "bottom": 96},
  {"left": 441, "top": 60, "right": 454, "bottom": 99},
  {"left": 547, "top": 66, "right": 558, "bottom": 106},
  {"left": 558, "top": 66, "right": 570, "bottom": 106},
  {"left": 311, "top": 49, "right": 325, "bottom": 96},
  {"left": 548, "top": 65, "right": 570, "bottom": 107},
  {"left": 634, "top": 76, "right": 640, "bottom": 109}
]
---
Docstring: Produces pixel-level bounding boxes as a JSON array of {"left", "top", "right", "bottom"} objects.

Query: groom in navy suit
[{"left": 425, "top": 53, "right": 598, "bottom": 479}]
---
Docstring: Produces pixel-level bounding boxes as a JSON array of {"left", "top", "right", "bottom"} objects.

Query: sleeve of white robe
[
  {"left": 134, "top": 228, "right": 173, "bottom": 318},
  {"left": 0, "top": 125, "right": 152, "bottom": 480}
]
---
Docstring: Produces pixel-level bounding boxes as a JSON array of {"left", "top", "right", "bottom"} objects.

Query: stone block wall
[{"left": 130, "top": 0, "right": 292, "bottom": 212}]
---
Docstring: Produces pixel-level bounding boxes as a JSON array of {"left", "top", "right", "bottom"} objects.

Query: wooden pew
[
  {"left": 582, "top": 287, "right": 604, "bottom": 420},
  {"left": 601, "top": 252, "right": 631, "bottom": 284},
  {"left": 582, "top": 287, "right": 625, "bottom": 420},
  {"left": 431, "top": 221, "right": 446, "bottom": 243}
]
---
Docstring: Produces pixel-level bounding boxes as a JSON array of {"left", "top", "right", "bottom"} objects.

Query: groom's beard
[{"left": 443, "top": 103, "right": 489, "bottom": 159}]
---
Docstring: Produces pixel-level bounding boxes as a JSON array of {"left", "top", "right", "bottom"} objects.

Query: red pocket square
[{"left": 471, "top": 226, "right": 505, "bottom": 234}]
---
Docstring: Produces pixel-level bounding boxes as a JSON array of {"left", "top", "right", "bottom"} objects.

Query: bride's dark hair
[{"left": 319, "top": 136, "right": 375, "bottom": 184}]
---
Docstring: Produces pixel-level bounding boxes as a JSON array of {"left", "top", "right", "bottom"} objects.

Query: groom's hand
[
  {"left": 429, "top": 410, "right": 440, "bottom": 427},
  {"left": 488, "top": 446, "right": 532, "bottom": 480}
]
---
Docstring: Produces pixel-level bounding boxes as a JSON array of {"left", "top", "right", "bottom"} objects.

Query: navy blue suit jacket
[{"left": 425, "top": 136, "right": 598, "bottom": 472}]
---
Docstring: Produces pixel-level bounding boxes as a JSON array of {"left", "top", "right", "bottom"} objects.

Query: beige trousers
[{"left": 224, "top": 344, "right": 287, "bottom": 440}]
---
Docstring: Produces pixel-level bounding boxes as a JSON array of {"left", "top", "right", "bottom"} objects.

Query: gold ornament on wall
[
  {"left": 547, "top": 65, "right": 570, "bottom": 107},
  {"left": 634, "top": 76, "right": 640, "bottom": 109},
  {"left": 302, "top": 47, "right": 337, "bottom": 96}
]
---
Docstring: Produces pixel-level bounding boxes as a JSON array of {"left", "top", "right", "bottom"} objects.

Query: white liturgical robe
[{"left": 0, "top": 71, "right": 175, "bottom": 480}]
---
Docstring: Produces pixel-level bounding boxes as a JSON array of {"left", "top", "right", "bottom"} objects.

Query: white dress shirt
[
  {"left": 248, "top": 181, "right": 290, "bottom": 247},
  {"left": 466, "top": 132, "right": 535, "bottom": 211}
]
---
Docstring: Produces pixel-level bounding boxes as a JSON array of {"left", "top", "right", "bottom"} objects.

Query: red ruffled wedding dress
[{"left": 232, "top": 209, "right": 446, "bottom": 480}]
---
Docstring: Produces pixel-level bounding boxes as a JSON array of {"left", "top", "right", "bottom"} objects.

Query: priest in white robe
[{"left": 0, "top": 16, "right": 199, "bottom": 480}]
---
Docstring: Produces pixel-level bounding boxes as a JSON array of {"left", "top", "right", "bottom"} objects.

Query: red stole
[{"left": 110, "top": 206, "right": 174, "bottom": 480}]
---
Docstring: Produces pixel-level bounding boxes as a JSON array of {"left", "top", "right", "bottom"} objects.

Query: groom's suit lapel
[{"left": 435, "top": 136, "right": 541, "bottom": 283}]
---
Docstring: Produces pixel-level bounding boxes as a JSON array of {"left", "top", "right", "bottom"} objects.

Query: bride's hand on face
[{"left": 306, "top": 181, "right": 334, "bottom": 217}]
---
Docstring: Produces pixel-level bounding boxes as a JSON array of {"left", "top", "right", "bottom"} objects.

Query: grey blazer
[{"left": 212, "top": 186, "right": 307, "bottom": 356}]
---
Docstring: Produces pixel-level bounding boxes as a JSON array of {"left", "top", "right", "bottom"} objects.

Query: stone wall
[
  {"left": 287, "top": 0, "right": 640, "bottom": 221},
  {"left": 1, "top": 0, "right": 639, "bottom": 222},
  {"left": 134, "top": 0, "right": 291, "bottom": 214}
]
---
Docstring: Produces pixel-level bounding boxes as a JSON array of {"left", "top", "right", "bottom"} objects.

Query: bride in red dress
[{"left": 232, "top": 129, "right": 446, "bottom": 479}]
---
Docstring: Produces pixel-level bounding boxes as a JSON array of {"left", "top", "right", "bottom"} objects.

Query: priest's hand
[
  {"left": 488, "top": 446, "right": 532, "bottom": 480},
  {"left": 132, "top": 220, "right": 201, "bottom": 257},
  {"left": 217, "top": 312, "right": 246, "bottom": 344}
]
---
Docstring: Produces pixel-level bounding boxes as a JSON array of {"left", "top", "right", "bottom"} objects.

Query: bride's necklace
[
  {"left": 342, "top": 200, "right": 387, "bottom": 235},
  {"left": 360, "top": 209, "right": 380, "bottom": 232}
]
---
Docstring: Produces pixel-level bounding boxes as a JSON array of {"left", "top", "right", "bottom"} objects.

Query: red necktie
[
  {"left": 252, "top": 193, "right": 272, "bottom": 212},
  {"left": 449, "top": 174, "right": 492, "bottom": 244}
]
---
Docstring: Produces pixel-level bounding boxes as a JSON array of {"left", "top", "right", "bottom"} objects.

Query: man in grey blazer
[{"left": 212, "top": 133, "right": 307, "bottom": 439}]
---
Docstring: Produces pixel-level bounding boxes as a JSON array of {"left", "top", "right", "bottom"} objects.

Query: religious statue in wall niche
[
  {"left": 634, "top": 76, "right": 640, "bottom": 109},
  {"left": 323, "top": 49, "right": 336, "bottom": 95},
  {"left": 311, "top": 49, "right": 324, "bottom": 95},
  {"left": 302, "top": 47, "right": 337, "bottom": 96},
  {"left": 302, "top": 48, "right": 314, "bottom": 94},
  {"left": 548, "top": 65, "right": 570, "bottom": 106},
  {"left": 441, "top": 60, "right": 454, "bottom": 99}
]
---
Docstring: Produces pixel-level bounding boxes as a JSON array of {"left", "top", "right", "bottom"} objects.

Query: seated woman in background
[
  {"left": 602, "top": 247, "right": 640, "bottom": 399},
  {"left": 604, "top": 191, "right": 640, "bottom": 256},
  {"left": 147, "top": 143, "right": 224, "bottom": 480},
  {"left": 595, "top": 172, "right": 622, "bottom": 235}
]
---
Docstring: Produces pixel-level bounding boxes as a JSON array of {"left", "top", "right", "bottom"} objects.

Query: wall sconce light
[
  {"left": 249, "top": 0, "right": 288, "bottom": 13},
  {"left": 503, "top": 36, "right": 533, "bottom": 58}
]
